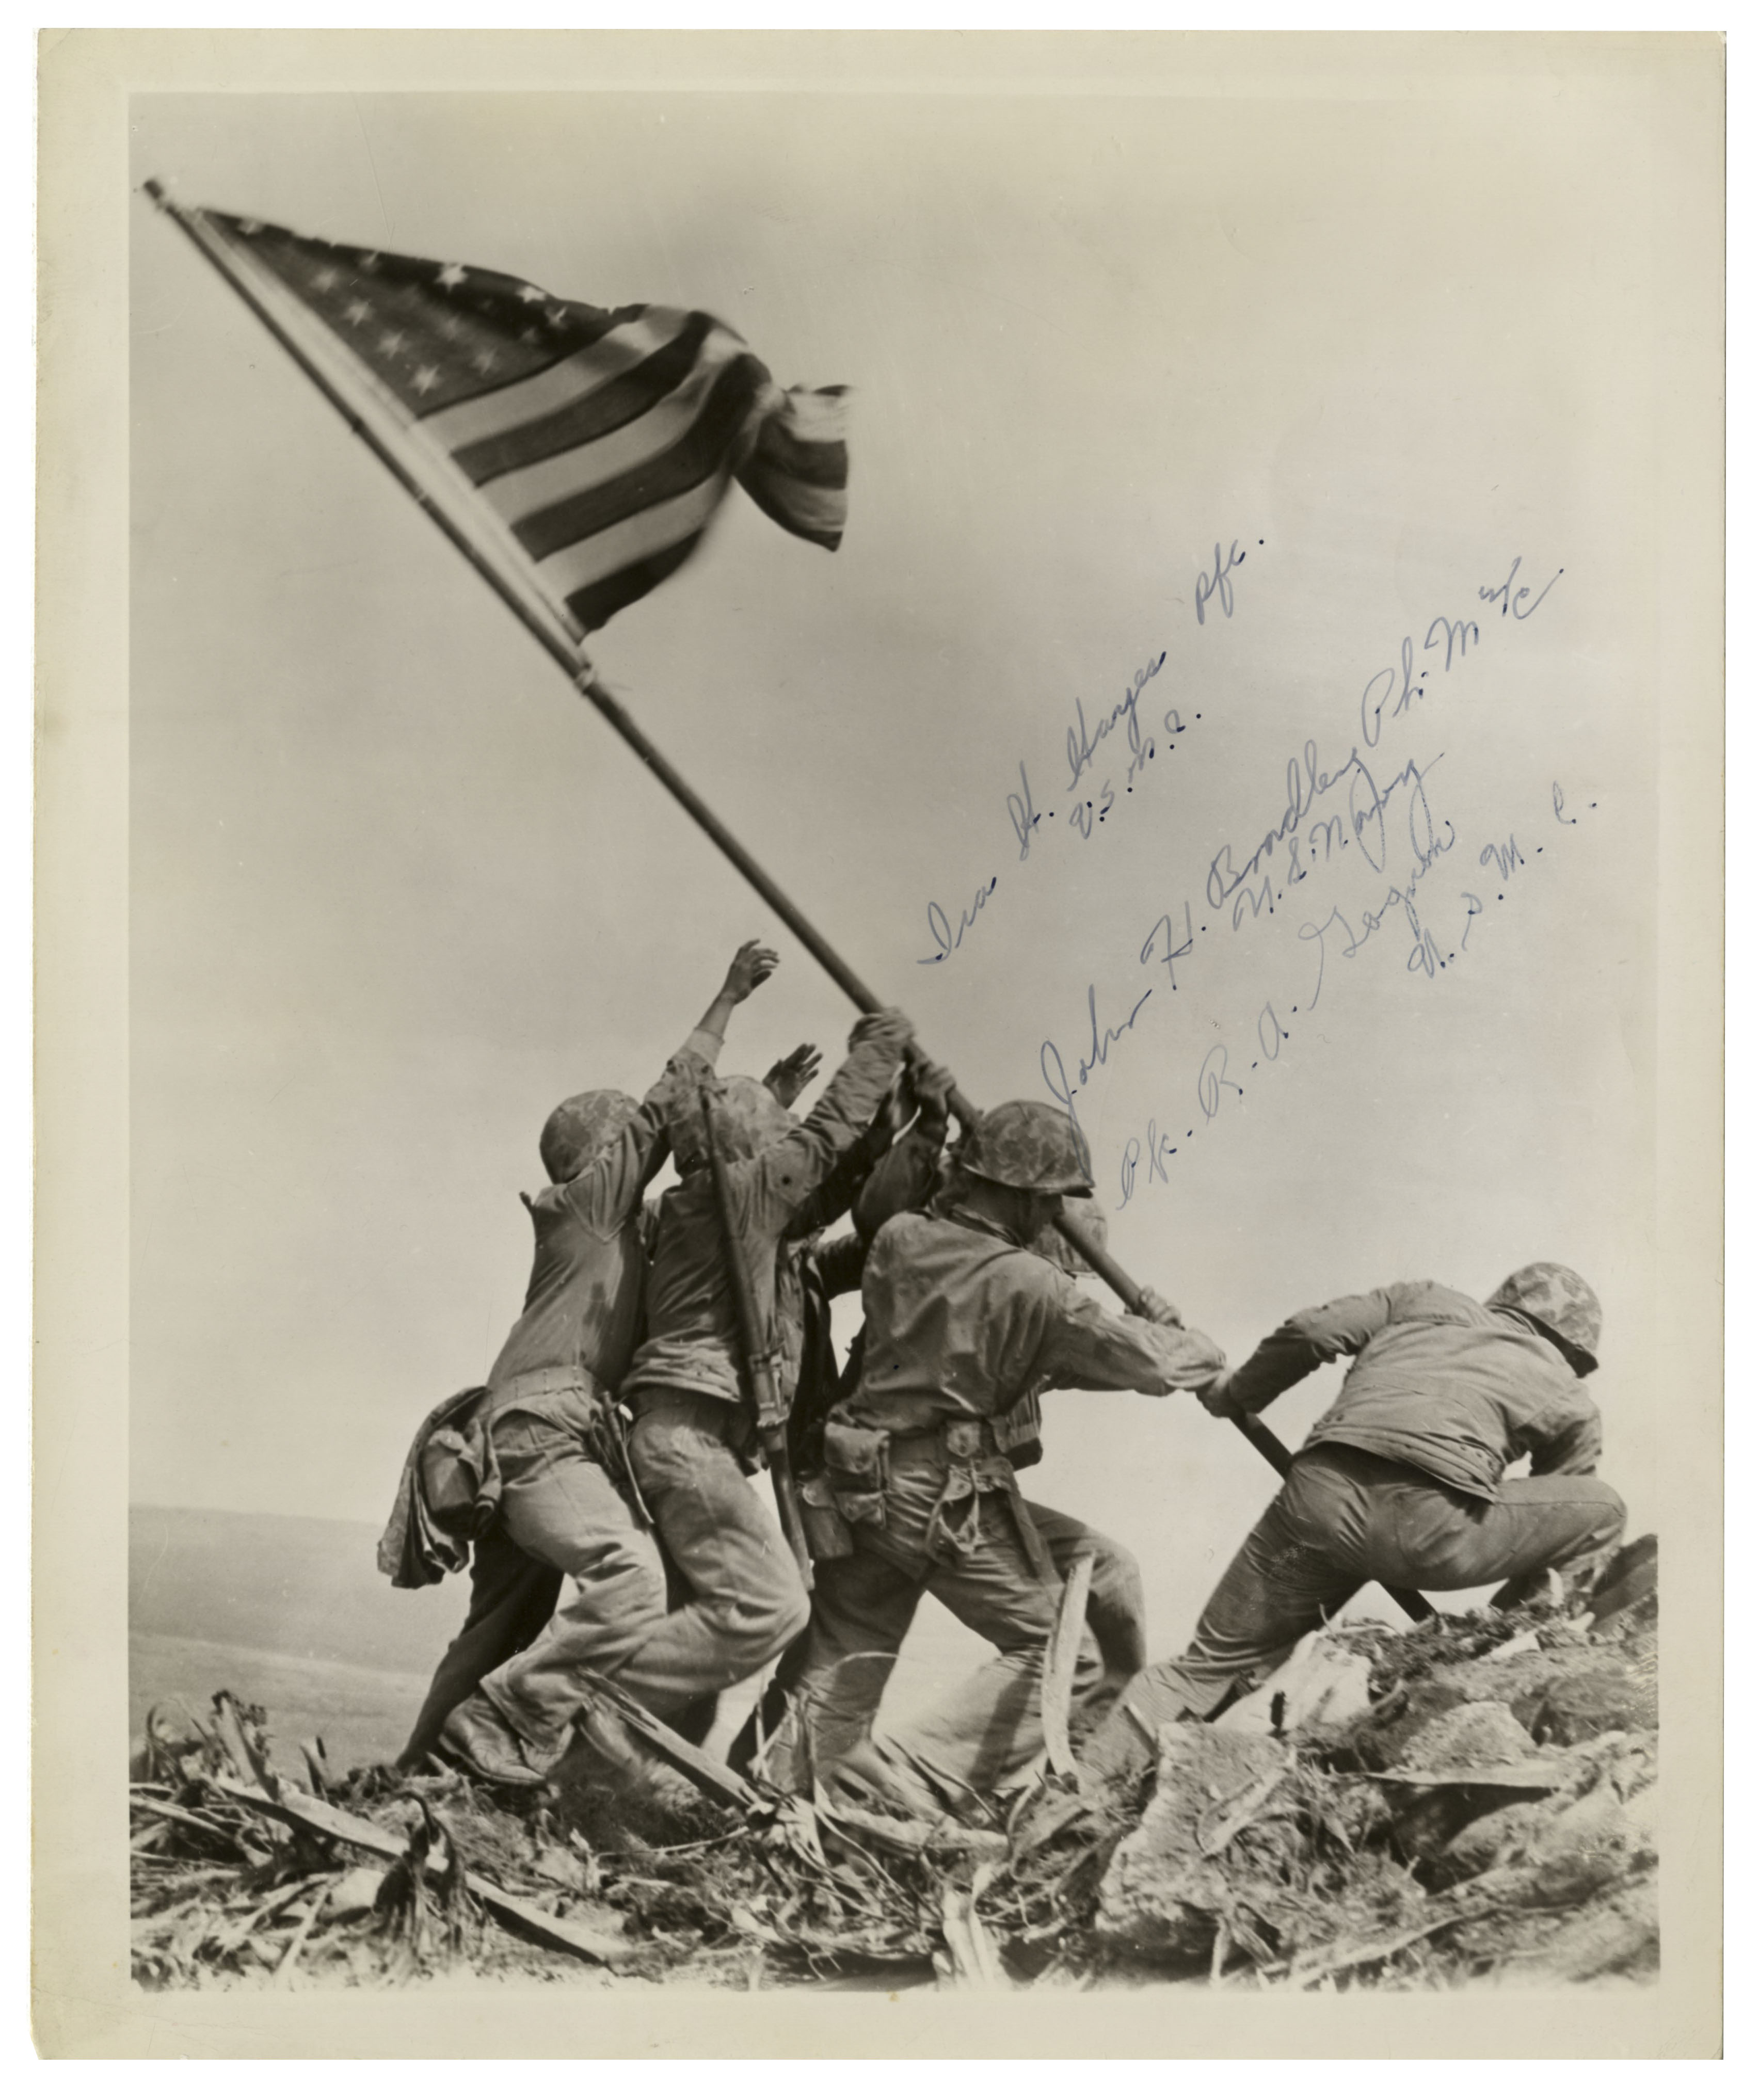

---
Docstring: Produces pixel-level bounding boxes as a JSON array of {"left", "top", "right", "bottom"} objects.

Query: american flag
[{"left": 187, "top": 206, "right": 849, "bottom": 635}]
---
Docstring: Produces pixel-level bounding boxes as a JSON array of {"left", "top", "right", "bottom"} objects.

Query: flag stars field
[{"left": 158, "top": 196, "right": 850, "bottom": 633}]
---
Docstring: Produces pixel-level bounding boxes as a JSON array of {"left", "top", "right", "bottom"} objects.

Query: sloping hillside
[
  {"left": 131, "top": 1506, "right": 463, "bottom": 1673},
  {"left": 130, "top": 1507, "right": 465, "bottom": 1768},
  {"left": 129, "top": 1505, "right": 988, "bottom": 1771},
  {"left": 129, "top": 1547, "right": 1660, "bottom": 1991}
]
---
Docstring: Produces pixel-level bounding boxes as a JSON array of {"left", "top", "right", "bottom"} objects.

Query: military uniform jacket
[
  {"left": 1224, "top": 1278, "right": 1604, "bottom": 1499},
  {"left": 838, "top": 1204, "right": 1226, "bottom": 1437}
]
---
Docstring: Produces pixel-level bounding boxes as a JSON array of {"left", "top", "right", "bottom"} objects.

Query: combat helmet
[
  {"left": 540, "top": 1089, "right": 642, "bottom": 1185},
  {"left": 1485, "top": 1261, "right": 1602, "bottom": 1373},
  {"left": 957, "top": 1101, "right": 1094, "bottom": 1196},
  {"left": 670, "top": 1075, "right": 798, "bottom": 1174}
]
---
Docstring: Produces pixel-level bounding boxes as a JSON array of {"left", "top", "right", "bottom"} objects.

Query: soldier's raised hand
[
  {"left": 911, "top": 1050, "right": 965, "bottom": 1134},
  {"left": 849, "top": 1007, "right": 916, "bottom": 1057},
  {"left": 763, "top": 1043, "right": 823, "bottom": 1108},
  {"left": 721, "top": 940, "right": 779, "bottom": 1004},
  {"left": 906, "top": 1055, "right": 958, "bottom": 1126}
]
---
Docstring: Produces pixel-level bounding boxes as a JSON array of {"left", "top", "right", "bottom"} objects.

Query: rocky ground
[{"left": 130, "top": 1537, "right": 1657, "bottom": 1993}]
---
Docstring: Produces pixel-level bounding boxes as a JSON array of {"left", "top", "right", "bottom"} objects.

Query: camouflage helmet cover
[
  {"left": 670, "top": 1075, "right": 799, "bottom": 1174},
  {"left": 1030, "top": 1193, "right": 1109, "bottom": 1276},
  {"left": 958, "top": 1101, "right": 1094, "bottom": 1196},
  {"left": 540, "top": 1089, "right": 642, "bottom": 1185},
  {"left": 1485, "top": 1261, "right": 1602, "bottom": 1370}
]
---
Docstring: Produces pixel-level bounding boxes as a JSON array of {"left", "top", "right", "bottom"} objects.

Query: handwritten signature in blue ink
[
  {"left": 1294, "top": 757, "right": 1456, "bottom": 999},
  {"left": 1006, "top": 763, "right": 1046, "bottom": 861},
  {"left": 1065, "top": 651, "right": 1167, "bottom": 793},
  {"left": 1041, "top": 980, "right": 1155, "bottom": 1174},
  {"left": 1480, "top": 555, "right": 1563, "bottom": 622},
  {"left": 1195, "top": 540, "right": 1249, "bottom": 626},
  {"left": 918, "top": 877, "right": 1000, "bottom": 966}
]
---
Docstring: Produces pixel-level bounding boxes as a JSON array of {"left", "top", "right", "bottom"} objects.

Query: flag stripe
[
  {"left": 745, "top": 407, "right": 849, "bottom": 492},
  {"left": 511, "top": 352, "right": 766, "bottom": 563},
  {"left": 472, "top": 351, "right": 736, "bottom": 527},
  {"left": 537, "top": 476, "right": 729, "bottom": 600},
  {"left": 453, "top": 314, "right": 734, "bottom": 486},
  {"left": 737, "top": 467, "right": 846, "bottom": 549},
  {"left": 562, "top": 536, "right": 705, "bottom": 634},
  {"left": 418, "top": 307, "right": 696, "bottom": 453}
]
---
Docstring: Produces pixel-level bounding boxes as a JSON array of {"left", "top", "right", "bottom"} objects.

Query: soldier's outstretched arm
[
  {"left": 1202, "top": 1285, "right": 1398, "bottom": 1417},
  {"left": 1039, "top": 1286, "right": 1227, "bottom": 1396},
  {"left": 695, "top": 939, "right": 779, "bottom": 1043},
  {"left": 751, "top": 1008, "right": 916, "bottom": 1231},
  {"left": 572, "top": 942, "right": 780, "bottom": 1229}
]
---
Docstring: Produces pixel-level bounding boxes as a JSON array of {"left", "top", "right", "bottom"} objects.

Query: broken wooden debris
[
  {"left": 575, "top": 1672, "right": 761, "bottom": 1812},
  {"left": 1281, "top": 1902, "right": 1500, "bottom": 1988},
  {"left": 1040, "top": 1553, "right": 1095, "bottom": 1778},
  {"left": 213, "top": 1691, "right": 281, "bottom": 1800},
  {"left": 210, "top": 1775, "right": 634, "bottom": 1966},
  {"left": 935, "top": 1864, "right": 1009, "bottom": 1989},
  {"left": 299, "top": 1736, "right": 337, "bottom": 1798},
  {"left": 818, "top": 1797, "right": 1008, "bottom": 1862}
]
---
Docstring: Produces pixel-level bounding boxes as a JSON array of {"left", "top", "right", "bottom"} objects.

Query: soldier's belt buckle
[{"left": 943, "top": 1421, "right": 986, "bottom": 1461}]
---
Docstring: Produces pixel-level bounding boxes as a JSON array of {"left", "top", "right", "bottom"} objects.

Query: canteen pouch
[{"left": 822, "top": 1419, "right": 890, "bottom": 1529}]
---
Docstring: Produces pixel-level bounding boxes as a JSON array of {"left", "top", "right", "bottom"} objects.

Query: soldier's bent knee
[
  {"left": 1588, "top": 1481, "right": 1628, "bottom": 1547},
  {"left": 773, "top": 1580, "right": 812, "bottom": 1653}
]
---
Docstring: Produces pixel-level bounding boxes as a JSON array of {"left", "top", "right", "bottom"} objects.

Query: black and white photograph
[{"left": 34, "top": 28, "right": 1722, "bottom": 2057}]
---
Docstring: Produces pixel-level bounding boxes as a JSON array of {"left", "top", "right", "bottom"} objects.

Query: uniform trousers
[
  {"left": 399, "top": 1528, "right": 563, "bottom": 1766},
  {"left": 762, "top": 1442, "right": 1113, "bottom": 1807},
  {"left": 745, "top": 1498, "right": 1142, "bottom": 1787},
  {"left": 461, "top": 1409, "right": 671, "bottom": 1765},
  {"left": 603, "top": 1388, "right": 811, "bottom": 1719},
  {"left": 1125, "top": 1442, "right": 1627, "bottom": 1727}
]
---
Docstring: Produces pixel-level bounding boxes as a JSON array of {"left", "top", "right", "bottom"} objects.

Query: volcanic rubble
[{"left": 129, "top": 1536, "right": 1657, "bottom": 1992}]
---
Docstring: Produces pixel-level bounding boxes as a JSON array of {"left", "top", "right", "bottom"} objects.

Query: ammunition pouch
[
  {"left": 820, "top": 1418, "right": 891, "bottom": 1530},
  {"left": 798, "top": 1473, "right": 857, "bottom": 1561},
  {"left": 992, "top": 1387, "right": 1045, "bottom": 1471},
  {"left": 813, "top": 1410, "right": 1055, "bottom": 1579}
]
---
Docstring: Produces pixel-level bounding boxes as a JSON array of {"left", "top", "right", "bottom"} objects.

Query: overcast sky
[{"left": 130, "top": 76, "right": 1666, "bottom": 1648}]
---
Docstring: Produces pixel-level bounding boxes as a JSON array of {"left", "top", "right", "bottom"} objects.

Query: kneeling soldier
[{"left": 1084, "top": 1262, "right": 1627, "bottom": 1780}]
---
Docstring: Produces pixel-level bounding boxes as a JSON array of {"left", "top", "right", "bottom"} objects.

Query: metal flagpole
[{"left": 145, "top": 182, "right": 1432, "bottom": 1613}]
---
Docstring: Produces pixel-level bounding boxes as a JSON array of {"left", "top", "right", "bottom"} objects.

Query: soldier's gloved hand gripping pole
[{"left": 696, "top": 1083, "right": 813, "bottom": 1592}]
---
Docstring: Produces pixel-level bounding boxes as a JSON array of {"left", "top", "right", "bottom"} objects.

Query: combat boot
[{"left": 437, "top": 1691, "right": 551, "bottom": 1788}]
